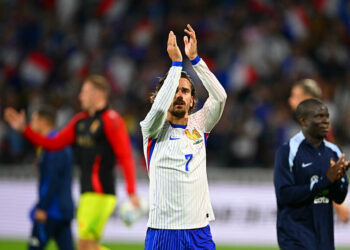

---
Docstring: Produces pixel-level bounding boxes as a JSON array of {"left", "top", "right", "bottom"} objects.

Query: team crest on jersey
[
  {"left": 185, "top": 128, "right": 203, "bottom": 146},
  {"left": 90, "top": 119, "right": 100, "bottom": 133},
  {"left": 185, "top": 128, "right": 201, "bottom": 140}
]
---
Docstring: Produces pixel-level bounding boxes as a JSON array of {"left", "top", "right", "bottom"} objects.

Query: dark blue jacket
[
  {"left": 274, "top": 131, "right": 348, "bottom": 250},
  {"left": 32, "top": 130, "right": 74, "bottom": 221}
]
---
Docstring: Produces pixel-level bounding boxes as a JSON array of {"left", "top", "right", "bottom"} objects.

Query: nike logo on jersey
[
  {"left": 169, "top": 136, "right": 180, "bottom": 140},
  {"left": 301, "top": 162, "right": 313, "bottom": 168}
]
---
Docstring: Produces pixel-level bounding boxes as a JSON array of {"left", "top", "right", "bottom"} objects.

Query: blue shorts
[
  {"left": 145, "top": 225, "right": 216, "bottom": 250},
  {"left": 29, "top": 218, "right": 73, "bottom": 250}
]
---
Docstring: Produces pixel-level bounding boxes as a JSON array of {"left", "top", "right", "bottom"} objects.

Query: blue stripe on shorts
[{"left": 145, "top": 225, "right": 216, "bottom": 250}]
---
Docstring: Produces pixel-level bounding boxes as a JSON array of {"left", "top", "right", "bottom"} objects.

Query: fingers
[
  {"left": 167, "top": 30, "right": 173, "bottom": 45},
  {"left": 184, "top": 36, "right": 189, "bottom": 46},
  {"left": 168, "top": 31, "right": 177, "bottom": 47},
  {"left": 337, "top": 153, "right": 345, "bottom": 164},
  {"left": 184, "top": 24, "right": 196, "bottom": 40},
  {"left": 187, "top": 24, "right": 195, "bottom": 33},
  {"left": 4, "top": 107, "right": 17, "bottom": 122}
]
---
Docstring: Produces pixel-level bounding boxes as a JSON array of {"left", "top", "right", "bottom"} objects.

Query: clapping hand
[
  {"left": 326, "top": 154, "right": 350, "bottom": 182},
  {"left": 167, "top": 31, "right": 182, "bottom": 62},
  {"left": 184, "top": 24, "right": 198, "bottom": 61}
]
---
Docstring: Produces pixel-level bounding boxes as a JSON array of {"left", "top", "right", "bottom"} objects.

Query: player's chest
[
  {"left": 158, "top": 126, "right": 206, "bottom": 154},
  {"left": 75, "top": 118, "right": 104, "bottom": 147},
  {"left": 294, "top": 149, "right": 333, "bottom": 181}
]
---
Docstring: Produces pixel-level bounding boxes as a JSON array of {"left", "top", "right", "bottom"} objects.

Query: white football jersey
[{"left": 140, "top": 58, "right": 227, "bottom": 229}]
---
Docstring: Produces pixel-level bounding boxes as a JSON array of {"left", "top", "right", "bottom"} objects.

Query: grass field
[
  {"left": 1, "top": 239, "right": 350, "bottom": 250},
  {"left": 0, "top": 239, "right": 281, "bottom": 250}
]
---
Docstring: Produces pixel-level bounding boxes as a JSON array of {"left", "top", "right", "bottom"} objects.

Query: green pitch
[
  {"left": 0, "top": 239, "right": 279, "bottom": 250},
  {"left": 1, "top": 239, "right": 350, "bottom": 250}
]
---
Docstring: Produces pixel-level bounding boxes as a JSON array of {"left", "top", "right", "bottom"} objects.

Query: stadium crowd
[{"left": 1, "top": 0, "right": 350, "bottom": 168}]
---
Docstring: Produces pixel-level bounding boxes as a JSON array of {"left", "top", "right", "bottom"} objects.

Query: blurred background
[{"left": 1, "top": 0, "right": 350, "bottom": 249}]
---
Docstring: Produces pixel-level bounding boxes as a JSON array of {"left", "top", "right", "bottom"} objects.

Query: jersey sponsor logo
[
  {"left": 185, "top": 128, "right": 201, "bottom": 140},
  {"left": 90, "top": 119, "right": 100, "bottom": 133},
  {"left": 301, "top": 162, "right": 312, "bottom": 168},
  {"left": 314, "top": 196, "right": 329, "bottom": 204},
  {"left": 314, "top": 188, "right": 330, "bottom": 204},
  {"left": 76, "top": 135, "right": 94, "bottom": 147},
  {"left": 169, "top": 136, "right": 181, "bottom": 140}
]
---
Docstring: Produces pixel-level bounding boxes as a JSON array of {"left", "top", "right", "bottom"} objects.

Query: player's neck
[
  {"left": 88, "top": 100, "right": 107, "bottom": 116},
  {"left": 167, "top": 113, "right": 188, "bottom": 126},
  {"left": 303, "top": 131, "right": 323, "bottom": 148}
]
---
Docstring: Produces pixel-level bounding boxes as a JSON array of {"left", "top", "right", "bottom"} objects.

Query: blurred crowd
[{"left": 1, "top": 0, "right": 350, "bottom": 168}]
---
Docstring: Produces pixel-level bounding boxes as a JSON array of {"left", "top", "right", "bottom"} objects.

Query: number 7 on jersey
[{"left": 185, "top": 154, "right": 193, "bottom": 171}]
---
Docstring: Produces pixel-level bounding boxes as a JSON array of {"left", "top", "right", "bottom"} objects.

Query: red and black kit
[{"left": 23, "top": 107, "right": 136, "bottom": 195}]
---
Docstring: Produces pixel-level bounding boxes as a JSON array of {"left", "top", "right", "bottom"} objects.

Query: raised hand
[
  {"left": 4, "top": 107, "right": 26, "bottom": 132},
  {"left": 167, "top": 31, "right": 182, "bottom": 62},
  {"left": 184, "top": 24, "right": 198, "bottom": 60}
]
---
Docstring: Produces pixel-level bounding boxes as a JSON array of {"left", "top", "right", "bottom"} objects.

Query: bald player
[{"left": 289, "top": 78, "right": 349, "bottom": 222}]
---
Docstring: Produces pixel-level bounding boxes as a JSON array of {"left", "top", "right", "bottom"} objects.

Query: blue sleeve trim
[
  {"left": 191, "top": 56, "right": 200, "bottom": 65},
  {"left": 172, "top": 61, "right": 182, "bottom": 67}
]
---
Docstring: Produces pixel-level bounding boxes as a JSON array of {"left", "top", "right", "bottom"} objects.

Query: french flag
[
  {"left": 313, "top": 0, "right": 339, "bottom": 15},
  {"left": 228, "top": 59, "right": 258, "bottom": 92},
  {"left": 96, "top": 0, "right": 128, "bottom": 21},
  {"left": 284, "top": 5, "right": 311, "bottom": 41},
  {"left": 20, "top": 52, "right": 52, "bottom": 87}
]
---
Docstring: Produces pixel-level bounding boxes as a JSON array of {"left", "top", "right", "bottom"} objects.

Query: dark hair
[
  {"left": 36, "top": 106, "right": 57, "bottom": 126},
  {"left": 84, "top": 75, "right": 110, "bottom": 97},
  {"left": 150, "top": 71, "right": 198, "bottom": 113},
  {"left": 295, "top": 98, "right": 324, "bottom": 121},
  {"left": 294, "top": 79, "right": 322, "bottom": 98}
]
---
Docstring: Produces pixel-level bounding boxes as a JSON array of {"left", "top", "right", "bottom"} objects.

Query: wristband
[
  {"left": 172, "top": 61, "right": 182, "bottom": 67},
  {"left": 190, "top": 56, "right": 200, "bottom": 65}
]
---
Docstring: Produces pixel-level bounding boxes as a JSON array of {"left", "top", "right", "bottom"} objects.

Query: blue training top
[
  {"left": 274, "top": 131, "right": 348, "bottom": 250},
  {"left": 31, "top": 130, "right": 74, "bottom": 221}
]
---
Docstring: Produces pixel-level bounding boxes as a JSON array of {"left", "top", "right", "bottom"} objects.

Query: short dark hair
[
  {"left": 295, "top": 98, "right": 324, "bottom": 121},
  {"left": 84, "top": 75, "right": 110, "bottom": 97},
  {"left": 36, "top": 106, "right": 57, "bottom": 126},
  {"left": 150, "top": 71, "right": 198, "bottom": 113}
]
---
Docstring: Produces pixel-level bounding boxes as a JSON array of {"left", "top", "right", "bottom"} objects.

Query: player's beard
[{"left": 169, "top": 98, "right": 187, "bottom": 118}]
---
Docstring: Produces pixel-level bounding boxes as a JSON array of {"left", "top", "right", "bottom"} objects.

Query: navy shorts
[
  {"left": 145, "top": 225, "right": 216, "bottom": 250},
  {"left": 29, "top": 218, "right": 74, "bottom": 250}
]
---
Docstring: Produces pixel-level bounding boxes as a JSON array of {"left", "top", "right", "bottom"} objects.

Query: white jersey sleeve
[
  {"left": 191, "top": 57, "right": 227, "bottom": 132},
  {"left": 140, "top": 64, "right": 182, "bottom": 139}
]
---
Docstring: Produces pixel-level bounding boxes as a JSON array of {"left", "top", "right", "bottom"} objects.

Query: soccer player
[
  {"left": 274, "top": 98, "right": 349, "bottom": 250},
  {"left": 140, "top": 24, "right": 227, "bottom": 249},
  {"left": 289, "top": 78, "right": 350, "bottom": 222},
  {"left": 5, "top": 75, "right": 139, "bottom": 250},
  {"left": 28, "top": 106, "right": 74, "bottom": 250}
]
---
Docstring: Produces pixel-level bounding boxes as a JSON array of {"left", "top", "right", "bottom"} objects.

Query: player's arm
[
  {"left": 329, "top": 154, "right": 349, "bottom": 204},
  {"left": 140, "top": 31, "right": 182, "bottom": 138},
  {"left": 5, "top": 108, "right": 83, "bottom": 150},
  {"left": 184, "top": 24, "right": 227, "bottom": 132},
  {"left": 102, "top": 111, "right": 137, "bottom": 197},
  {"left": 274, "top": 145, "right": 332, "bottom": 206},
  {"left": 37, "top": 151, "right": 66, "bottom": 211},
  {"left": 330, "top": 176, "right": 348, "bottom": 204}
]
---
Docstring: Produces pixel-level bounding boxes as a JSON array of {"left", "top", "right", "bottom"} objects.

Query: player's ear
[{"left": 298, "top": 116, "right": 307, "bottom": 126}]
